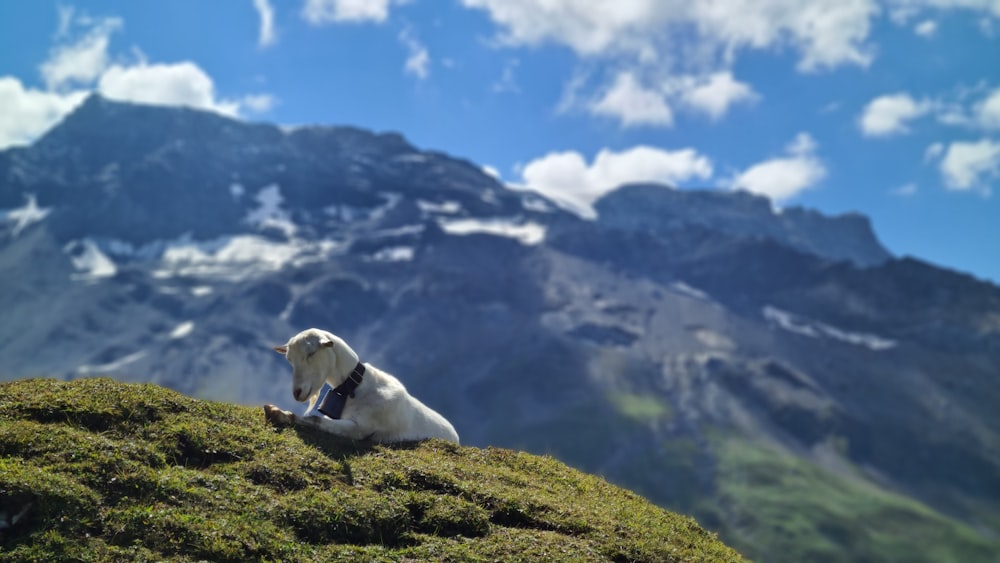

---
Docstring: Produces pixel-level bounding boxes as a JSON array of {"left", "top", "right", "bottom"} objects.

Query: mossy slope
[{"left": 0, "top": 378, "right": 743, "bottom": 562}]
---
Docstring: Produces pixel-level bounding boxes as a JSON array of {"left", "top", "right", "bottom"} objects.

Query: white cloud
[
  {"left": 939, "top": 139, "right": 1000, "bottom": 192},
  {"left": 582, "top": 70, "right": 755, "bottom": 127},
  {"left": 589, "top": 72, "right": 673, "bottom": 127},
  {"left": 55, "top": 5, "right": 76, "bottom": 38},
  {"left": 482, "top": 165, "right": 501, "bottom": 179},
  {"left": 241, "top": 93, "right": 277, "bottom": 113},
  {"left": 925, "top": 142, "right": 946, "bottom": 161},
  {"left": 732, "top": 132, "right": 827, "bottom": 201},
  {"left": 253, "top": 0, "right": 277, "bottom": 47},
  {"left": 914, "top": 19, "right": 938, "bottom": 36},
  {"left": 555, "top": 70, "right": 589, "bottom": 115},
  {"left": 889, "top": 0, "right": 1000, "bottom": 19},
  {"left": 399, "top": 29, "right": 430, "bottom": 79},
  {"left": 459, "top": 0, "right": 1000, "bottom": 133},
  {"left": 936, "top": 105, "right": 971, "bottom": 127},
  {"left": 0, "top": 77, "right": 88, "bottom": 149},
  {"left": 460, "top": 0, "right": 878, "bottom": 71},
  {"left": 974, "top": 87, "right": 1000, "bottom": 129},
  {"left": 450, "top": 0, "right": 1000, "bottom": 134},
  {"left": 887, "top": 85, "right": 1000, "bottom": 132},
  {"left": 892, "top": 182, "right": 918, "bottom": 196},
  {"left": 516, "top": 145, "right": 713, "bottom": 217},
  {"left": 920, "top": 85, "right": 1000, "bottom": 129},
  {"left": 674, "top": 71, "right": 758, "bottom": 120},
  {"left": 0, "top": 9, "right": 276, "bottom": 148},
  {"left": 98, "top": 61, "right": 243, "bottom": 116},
  {"left": 40, "top": 15, "right": 122, "bottom": 90},
  {"left": 460, "top": 0, "right": 661, "bottom": 56},
  {"left": 787, "top": 131, "right": 819, "bottom": 155},
  {"left": 859, "top": 93, "right": 933, "bottom": 136},
  {"left": 302, "top": 0, "right": 395, "bottom": 24},
  {"left": 492, "top": 58, "right": 521, "bottom": 93},
  {"left": 705, "top": 0, "right": 879, "bottom": 72},
  {"left": 855, "top": 85, "right": 1000, "bottom": 138},
  {"left": 980, "top": 16, "right": 996, "bottom": 35}
]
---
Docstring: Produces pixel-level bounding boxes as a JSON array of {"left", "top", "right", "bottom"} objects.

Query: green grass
[
  {"left": 609, "top": 392, "right": 672, "bottom": 423},
  {"left": 0, "top": 377, "right": 744, "bottom": 562},
  {"left": 708, "top": 436, "right": 1000, "bottom": 563}
]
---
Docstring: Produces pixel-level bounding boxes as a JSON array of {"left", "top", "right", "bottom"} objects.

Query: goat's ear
[
  {"left": 319, "top": 338, "right": 334, "bottom": 348},
  {"left": 273, "top": 345, "right": 288, "bottom": 354}
]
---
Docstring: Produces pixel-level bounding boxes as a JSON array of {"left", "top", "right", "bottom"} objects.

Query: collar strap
[
  {"left": 317, "top": 362, "right": 365, "bottom": 420},
  {"left": 336, "top": 362, "right": 366, "bottom": 398}
]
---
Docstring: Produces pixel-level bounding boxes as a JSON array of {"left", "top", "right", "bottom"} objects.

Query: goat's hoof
[{"left": 264, "top": 404, "right": 294, "bottom": 426}]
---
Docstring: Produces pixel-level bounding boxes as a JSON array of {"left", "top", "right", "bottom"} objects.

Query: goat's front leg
[
  {"left": 299, "top": 415, "right": 372, "bottom": 440},
  {"left": 263, "top": 404, "right": 296, "bottom": 426},
  {"left": 263, "top": 405, "right": 372, "bottom": 440}
]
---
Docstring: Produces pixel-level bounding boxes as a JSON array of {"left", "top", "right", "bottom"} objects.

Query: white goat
[{"left": 264, "top": 328, "right": 460, "bottom": 444}]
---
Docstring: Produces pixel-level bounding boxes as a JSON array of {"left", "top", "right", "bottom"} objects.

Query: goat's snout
[{"left": 293, "top": 386, "right": 304, "bottom": 401}]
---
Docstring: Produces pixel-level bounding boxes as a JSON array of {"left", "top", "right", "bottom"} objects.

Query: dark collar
[{"left": 317, "top": 362, "right": 365, "bottom": 420}]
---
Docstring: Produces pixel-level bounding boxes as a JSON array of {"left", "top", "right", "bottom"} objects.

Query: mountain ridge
[
  {"left": 594, "top": 183, "right": 891, "bottom": 267},
  {"left": 1, "top": 95, "right": 998, "bottom": 562}
]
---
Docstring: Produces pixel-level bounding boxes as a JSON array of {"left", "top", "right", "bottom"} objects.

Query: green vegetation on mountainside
[
  {"left": 0, "top": 378, "right": 743, "bottom": 562},
  {"left": 706, "top": 436, "right": 999, "bottom": 563}
]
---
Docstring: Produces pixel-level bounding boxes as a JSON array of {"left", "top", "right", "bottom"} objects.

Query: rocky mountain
[
  {"left": 594, "top": 183, "right": 891, "bottom": 267},
  {"left": 1, "top": 95, "right": 998, "bottom": 562}
]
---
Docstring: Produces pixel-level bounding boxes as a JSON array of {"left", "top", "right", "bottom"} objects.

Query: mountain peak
[
  {"left": 594, "top": 183, "right": 891, "bottom": 267},
  {"left": 35, "top": 94, "right": 282, "bottom": 161}
]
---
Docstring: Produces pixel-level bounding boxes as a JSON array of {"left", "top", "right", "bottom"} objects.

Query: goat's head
[{"left": 273, "top": 328, "right": 351, "bottom": 411}]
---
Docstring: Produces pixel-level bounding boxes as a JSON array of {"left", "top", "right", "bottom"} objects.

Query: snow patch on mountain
[
  {"left": 371, "top": 246, "right": 415, "bottom": 262},
  {"left": 371, "top": 224, "right": 425, "bottom": 239},
  {"left": 70, "top": 233, "right": 348, "bottom": 283},
  {"left": 521, "top": 195, "right": 556, "bottom": 214},
  {"left": 325, "top": 193, "right": 401, "bottom": 224},
  {"left": 170, "top": 321, "right": 195, "bottom": 339},
  {"left": 245, "top": 184, "right": 295, "bottom": 237},
  {"left": 1, "top": 194, "right": 51, "bottom": 237},
  {"left": 671, "top": 282, "right": 712, "bottom": 302},
  {"left": 480, "top": 190, "right": 500, "bottom": 205},
  {"left": 393, "top": 153, "right": 428, "bottom": 164},
  {"left": 417, "top": 200, "right": 462, "bottom": 215},
  {"left": 152, "top": 235, "right": 344, "bottom": 281},
  {"left": 763, "top": 306, "right": 897, "bottom": 351},
  {"left": 370, "top": 193, "right": 402, "bottom": 222},
  {"left": 325, "top": 204, "right": 369, "bottom": 222},
  {"left": 78, "top": 350, "right": 147, "bottom": 375},
  {"left": 438, "top": 218, "right": 546, "bottom": 245},
  {"left": 64, "top": 239, "right": 117, "bottom": 281}
]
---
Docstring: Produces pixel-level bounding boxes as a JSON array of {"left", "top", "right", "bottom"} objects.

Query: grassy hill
[{"left": 0, "top": 378, "right": 744, "bottom": 562}]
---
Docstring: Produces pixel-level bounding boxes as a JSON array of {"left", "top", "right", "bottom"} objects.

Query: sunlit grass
[{"left": 0, "top": 377, "right": 744, "bottom": 562}]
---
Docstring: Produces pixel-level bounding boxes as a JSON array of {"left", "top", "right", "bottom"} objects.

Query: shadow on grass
[{"left": 285, "top": 421, "right": 427, "bottom": 457}]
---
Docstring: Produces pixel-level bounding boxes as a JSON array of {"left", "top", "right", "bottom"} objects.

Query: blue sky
[{"left": 1, "top": 1, "right": 998, "bottom": 282}]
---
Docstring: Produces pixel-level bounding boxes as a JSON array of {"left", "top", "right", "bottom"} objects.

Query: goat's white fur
[{"left": 265, "top": 328, "right": 460, "bottom": 444}]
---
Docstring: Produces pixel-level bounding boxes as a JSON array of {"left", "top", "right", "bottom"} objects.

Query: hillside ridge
[{"left": 0, "top": 377, "right": 744, "bottom": 562}]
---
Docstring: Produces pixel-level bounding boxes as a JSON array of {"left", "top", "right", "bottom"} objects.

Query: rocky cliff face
[
  {"left": 1, "top": 95, "right": 998, "bottom": 562},
  {"left": 594, "top": 183, "right": 891, "bottom": 266}
]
